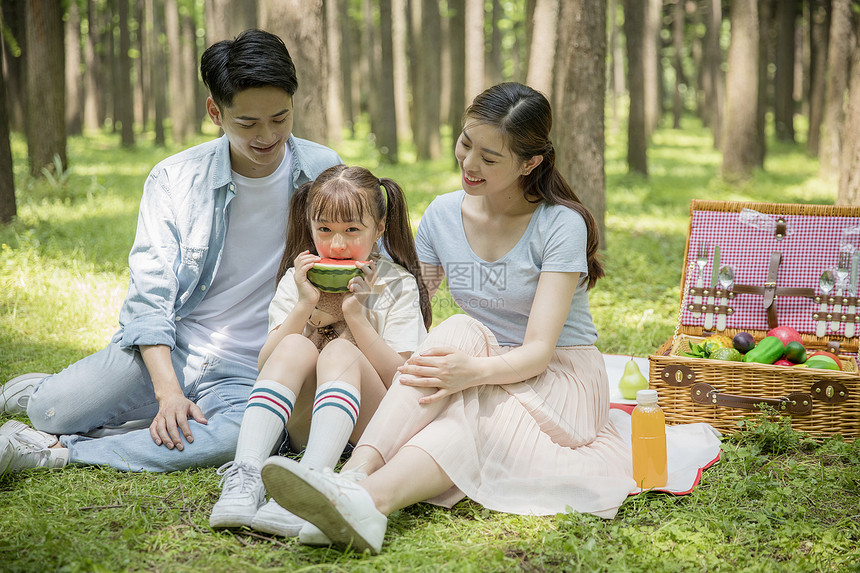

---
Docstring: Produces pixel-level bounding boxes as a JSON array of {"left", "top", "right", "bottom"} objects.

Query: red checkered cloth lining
[{"left": 682, "top": 210, "right": 860, "bottom": 335}]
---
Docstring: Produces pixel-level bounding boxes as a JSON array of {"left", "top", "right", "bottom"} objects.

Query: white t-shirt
[
  {"left": 177, "top": 145, "right": 293, "bottom": 369},
  {"left": 415, "top": 190, "right": 598, "bottom": 347},
  {"left": 268, "top": 259, "right": 427, "bottom": 354}
]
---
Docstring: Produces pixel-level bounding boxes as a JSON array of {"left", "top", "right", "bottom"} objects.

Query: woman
[{"left": 260, "top": 82, "right": 636, "bottom": 554}]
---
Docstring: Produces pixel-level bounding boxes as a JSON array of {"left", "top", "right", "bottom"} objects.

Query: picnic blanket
[{"left": 604, "top": 354, "right": 722, "bottom": 496}]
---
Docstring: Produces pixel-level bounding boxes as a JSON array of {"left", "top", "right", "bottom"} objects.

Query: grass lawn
[{"left": 1, "top": 120, "right": 858, "bottom": 572}]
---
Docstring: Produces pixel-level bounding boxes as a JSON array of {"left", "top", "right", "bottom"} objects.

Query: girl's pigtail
[
  {"left": 277, "top": 181, "right": 315, "bottom": 283},
  {"left": 378, "top": 177, "right": 433, "bottom": 329}
]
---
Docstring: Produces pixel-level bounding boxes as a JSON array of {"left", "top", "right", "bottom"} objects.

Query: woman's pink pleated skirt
[{"left": 357, "top": 314, "right": 636, "bottom": 518}]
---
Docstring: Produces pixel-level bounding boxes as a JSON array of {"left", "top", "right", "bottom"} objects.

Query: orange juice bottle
[{"left": 631, "top": 389, "right": 668, "bottom": 489}]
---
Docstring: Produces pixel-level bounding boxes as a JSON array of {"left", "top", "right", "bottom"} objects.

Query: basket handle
[{"left": 690, "top": 383, "right": 813, "bottom": 415}]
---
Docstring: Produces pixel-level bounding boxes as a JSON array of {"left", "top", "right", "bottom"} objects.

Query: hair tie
[{"left": 378, "top": 177, "right": 388, "bottom": 208}]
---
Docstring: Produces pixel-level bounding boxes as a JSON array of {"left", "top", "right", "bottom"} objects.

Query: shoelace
[
  {"left": 12, "top": 430, "right": 48, "bottom": 449},
  {"left": 216, "top": 461, "right": 260, "bottom": 493},
  {"left": 6, "top": 435, "right": 52, "bottom": 470}
]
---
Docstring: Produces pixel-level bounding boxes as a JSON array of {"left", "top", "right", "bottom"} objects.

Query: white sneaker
[
  {"left": 209, "top": 461, "right": 266, "bottom": 529},
  {"left": 0, "top": 373, "right": 48, "bottom": 415},
  {"left": 261, "top": 457, "right": 386, "bottom": 554},
  {"left": 296, "top": 468, "right": 367, "bottom": 546},
  {"left": 0, "top": 421, "right": 65, "bottom": 475},
  {"left": 251, "top": 499, "right": 307, "bottom": 537},
  {"left": 298, "top": 522, "right": 332, "bottom": 546}
]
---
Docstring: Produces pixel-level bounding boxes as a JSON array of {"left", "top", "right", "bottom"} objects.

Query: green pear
[{"left": 618, "top": 358, "right": 648, "bottom": 400}]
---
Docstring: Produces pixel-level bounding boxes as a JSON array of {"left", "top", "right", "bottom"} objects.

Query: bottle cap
[{"left": 636, "top": 389, "right": 658, "bottom": 402}]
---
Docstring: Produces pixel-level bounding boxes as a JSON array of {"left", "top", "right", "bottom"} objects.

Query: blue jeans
[{"left": 26, "top": 338, "right": 255, "bottom": 472}]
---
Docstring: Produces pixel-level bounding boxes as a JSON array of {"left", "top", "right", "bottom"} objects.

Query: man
[{"left": 0, "top": 29, "right": 342, "bottom": 474}]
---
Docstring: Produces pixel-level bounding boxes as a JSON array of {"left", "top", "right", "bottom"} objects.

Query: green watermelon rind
[{"left": 307, "top": 262, "right": 363, "bottom": 293}]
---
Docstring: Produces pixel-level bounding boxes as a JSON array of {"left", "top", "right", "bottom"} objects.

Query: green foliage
[{"left": 2, "top": 119, "right": 859, "bottom": 571}]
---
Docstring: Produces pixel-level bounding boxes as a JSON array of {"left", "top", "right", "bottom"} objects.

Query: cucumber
[{"left": 742, "top": 336, "right": 785, "bottom": 364}]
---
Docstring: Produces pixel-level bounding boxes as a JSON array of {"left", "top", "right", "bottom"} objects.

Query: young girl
[
  {"left": 258, "top": 83, "right": 637, "bottom": 553},
  {"left": 209, "top": 165, "right": 431, "bottom": 537}
]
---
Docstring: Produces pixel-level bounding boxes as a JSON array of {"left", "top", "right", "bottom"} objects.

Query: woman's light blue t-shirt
[{"left": 415, "top": 190, "right": 599, "bottom": 347}]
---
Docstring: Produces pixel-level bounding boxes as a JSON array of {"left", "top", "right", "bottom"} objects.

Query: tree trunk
[
  {"left": 807, "top": 0, "right": 829, "bottom": 157},
  {"left": 65, "top": 0, "right": 83, "bottom": 135},
  {"left": 672, "top": 0, "right": 685, "bottom": 129},
  {"left": 551, "top": 0, "right": 575, "bottom": 139},
  {"left": 487, "top": 0, "right": 503, "bottom": 87},
  {"left": 0, "top": 61, "right": 16, "bottom": 224},
  {"left": 1, "top": 0, "right": 26, "bottom": 133},
  {"left": 525, "top": 0, "right": 559, "bottom": 96},
  {"left": 377, "top": 0, "right": 397, "bottom": 162},
  {"left": 721, "top": 0, "right": 759, "bottom": 183},
  {"left": 148, "top": 0, "right": 166, "bottom": 146},
  {"left": 755, "top": 0, "right": 772, "bottom": 168},
  {"left": 448, "top": 0, "right": 466, "bottom": 146},
  {"left": 83, "top": 0, "right": 100, "bottom": 132},
  {"left": 165, "top": 0, "right": 189, "bottom": 145},
  {"left": 416, "top": 0, "right": 441, "bottom": 160},
  {"left": 117, "top": 0, "right": 135, "bottom": 146},
  {"left": 25, "top": 0, "right": 66, "bottom": 178},
  {"left": 136, "top": 1, "right": 148, "bottom": 130},
  {"left": 464, "top": 0, "right": 484, "bottom": 101},
  {"left": 821, "top": 0, "right": 853, "bottom": 178},
  {"left": 362, "top": 0, "right": 379, "bottom": 136},
  {"left": 339, "top": 0, "right": 356, "bottom": 135},
  {"left": 607, "top": 0, "right": 623, "bottom": 133},
  {"left": 838, "top": 25, "right": 860, "bottom": 206},
  {"left": 259, "top": 0, "right": 328, "bottom": 145},
  {"left": 392, "top": 0, "right": 410, "bottom": 141},
  {"left": 643, "top": 0, "right": 662, "bottom": 135},
  {"left": 704, "top": 0, "right": 724, "bottom": 149},
  {"left": 183, "top": 11, "right": 204, "bottom": 135},
  {"left": 623, "top": 0, "right": 647, "bottom": 175},
  {"left": 559, "top": 0, "right": 606, "bottom": 250},
  {"left": 205, "top": 0, "right": 258, "bottom": 45},
  {"left": 773, "top": 0, "right": 797, "bottom": 142},
  {"left": 325, "top": 0, "right": 344, "bottom": 147}
]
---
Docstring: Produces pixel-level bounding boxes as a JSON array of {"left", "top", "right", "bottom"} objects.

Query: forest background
[
  {"left": 3, "top": 0, "right": 860, "bottom": 232},
  {"left": 1, "top": 1, "right": 860, "bottom": 571}
]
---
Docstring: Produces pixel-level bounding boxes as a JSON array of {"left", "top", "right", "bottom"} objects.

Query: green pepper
[{"left": 742, "top": 336, "right": 785, "bottom": 364}]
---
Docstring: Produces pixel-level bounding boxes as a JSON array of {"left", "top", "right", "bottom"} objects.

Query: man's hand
[
  {"left": 139, "top": 344, "right": 208, "bottom": 451},
  {"left": 149, "top": 392, "right": 208, "bottom": 450}
]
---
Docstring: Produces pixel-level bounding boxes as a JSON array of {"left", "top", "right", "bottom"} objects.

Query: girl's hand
[
  {"left": 342, "top": 260, "right": 378, "bottom": 318},
  {"left": 293, "top": 251, "right": 321, "bottom": 305},
  {"left": 396, "top": 346, "right": 484, "bottom": 404}
]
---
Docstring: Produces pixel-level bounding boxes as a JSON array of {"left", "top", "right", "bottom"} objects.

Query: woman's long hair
[
  {"left": 277, "top": 165, "right": 432, "bottom": 329},
  {"left": 464, "top": 82, "right": 604, "bottom": 289}
]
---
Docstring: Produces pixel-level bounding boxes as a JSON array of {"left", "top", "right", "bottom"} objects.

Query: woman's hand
[
  {"left": 342, "top": 260, "right": 378, "bottom": 319},
  {"left": 396, "top": 346, "right": 484, "bottom": 404},
  {"left": 149, "top": 391, "right": 208, "bottom": 451},
  {"left": 293, "top": 251, "right": 321, "bottom": 306}
]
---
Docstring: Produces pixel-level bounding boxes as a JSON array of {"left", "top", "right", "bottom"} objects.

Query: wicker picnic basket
[{"left": 648, "top": 200, "right": 860, "bottom": 440}]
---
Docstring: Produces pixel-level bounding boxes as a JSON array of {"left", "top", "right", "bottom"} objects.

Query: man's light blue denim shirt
[{"left": 113, "top": 134, "right": 342, "bottom": 350}]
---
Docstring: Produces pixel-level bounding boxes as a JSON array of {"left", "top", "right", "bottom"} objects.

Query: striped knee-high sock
[
  {"left": 235, "top": 380, "right": 296, "bottom": 467},
  {"left": 299, "top": 380, "right": 360, "bottom": 470}
]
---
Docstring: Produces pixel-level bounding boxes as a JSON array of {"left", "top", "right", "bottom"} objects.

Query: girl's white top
[{"left": 267, "top": 258, "right": 427, "bottom": 353}]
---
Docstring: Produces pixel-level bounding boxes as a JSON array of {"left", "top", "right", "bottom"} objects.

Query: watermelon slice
[{"left": 306, "top": 258, "right": 369, "bottom": 293}]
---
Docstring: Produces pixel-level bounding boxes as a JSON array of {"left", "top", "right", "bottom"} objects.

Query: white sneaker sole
[
  {"left": 261, "top": 457, "right": 382, "bottom": 554},
  {"left": 209, "top": 508, "right": 258, "bottom": 529}
]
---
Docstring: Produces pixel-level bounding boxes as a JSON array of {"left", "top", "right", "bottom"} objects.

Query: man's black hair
[{"left": 201, "top": 29, "right": 298, "bottom": 108}]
